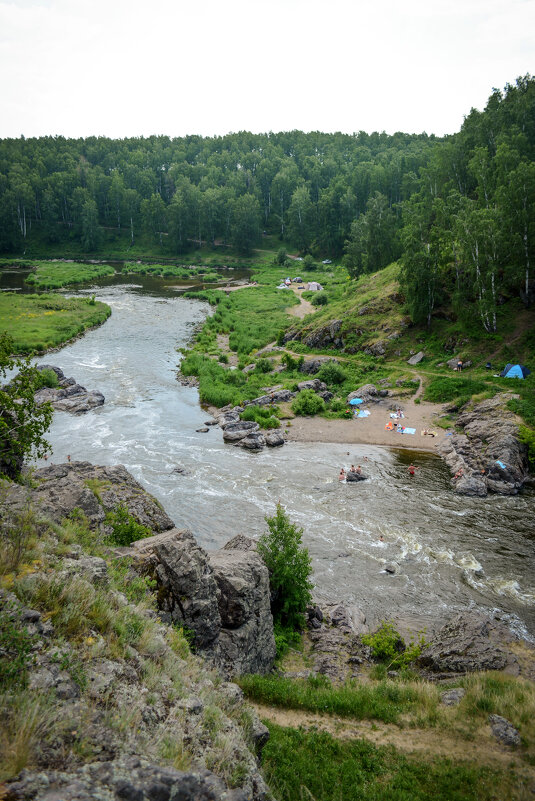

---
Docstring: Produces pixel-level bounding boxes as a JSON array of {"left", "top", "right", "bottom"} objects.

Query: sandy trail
[{"left": 286, "top": 285, "right": 315, "bottom": 318}]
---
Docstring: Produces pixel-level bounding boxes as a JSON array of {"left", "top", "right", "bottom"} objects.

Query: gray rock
[
  {"left": 265, "top": 430, "right": 285, "bottom": 447},
  {"left": 304, "top": 319, "right": 342, "bottom": 349},
  {"left": 297, "top": 379, "right": 327, "bottom": 392},
  {"left": 235, "top": 432, "right": 266, "bottom": 450},
  {"left": 345, "top": 470, "right": 367, "bottom": 482},
  {"left": 438, "top": 393, "right": 530, "bottom": 496},
  {"left": 489, "top": 714, "right": 521, "bottom": 746},
  {"left": 419, "top": 613, "right": 522, "bottom": 674},
  {"left": 223, "top": 534, "right": 258, "bottom": 552},
  {"left": 407, "top": 351, "right": 425, "bottom": 365},
  {"left": 440, "top": 688, "right": 466, "bottom": 706},
  {"left": 196, "top": 427, "right": 209, "bottom": 433},
  {"left": 223, "top": 421, "right": 260, "bottom": 442},
  {"left": 21, "top": 462, "right": 175, "bottom": 532},
  {"left": 346, "top": 384, "right": 380, "bottom": 404},
  {"left": 60, "top": 556, "right": 109, "bottom": 586},
  {"left": 209, "top": 549, "right": 276, "bottom": 676},
  {"left": 384, "top": 562, "right": 398, "bottom": 574},
  {"left": 176, "top": 696, "right": 204, "bottom": 715},
  {"left": 34, "top": 366, "right": 105, "bottom": 414},
  {"left": 245, "top": 389, "right": 295, "bottom": 407}
]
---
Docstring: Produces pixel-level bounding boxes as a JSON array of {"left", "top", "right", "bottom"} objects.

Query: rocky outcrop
[
  {"left": 35, "top": 365, "right": 104, "bottom": 414},
  {"left": 346, "top": 384, "right": 388, "bottom": 404},
  {"left": 345, "top": 470, "right": 367, "bottom": 482},
  {"left": 216, "top": 403, "right": 287, "bottom": 451},
  {"left": 6, "top": 757, "right": 254, "bottom": 801},
  {"left": 11, "top": 462, "right": 175, "bottom": 531},
  {"left": 296, "top": 378, "right": 327, "bottom": 392},
  {"left": 407, "top": 351, "right": 424, "bottom": 365},
  {"left": 133, "top": 530, "right": 276, "bottom": 678},
  {"left": 418, "top": 612, "right": 531, "bottom": 676},
  {"left": 302, "top": 320, "right": 343, "bottom": 349},
  {"left": 438, "top": 393, "right": 530, "bottom": 496}
]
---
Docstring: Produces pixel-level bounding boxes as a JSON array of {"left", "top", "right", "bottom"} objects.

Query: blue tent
[
  {"left": 349, "top": 397, "right": 363, "bottom": 405},
  {"left": 500, "top": 363, "right": 531, "bottom": 379}
]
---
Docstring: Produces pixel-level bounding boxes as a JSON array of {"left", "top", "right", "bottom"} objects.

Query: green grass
[
  {"left": 238, "top": 673, "right": 427, "bottom": 725},
  {"left": 24, "top": 261, "right": 115, "bottom": 289},
  {"left": 422, "top": 376, "right": 491, "bottom": 404},
  {"left": 261, "top": 722, "right": 521, "bottom": 801},
  {"left": 123, "top": 262, "right": 223, "bottom": 281},
  {"left": 0, "top": 293, "right": 111, "bottom": 354}
]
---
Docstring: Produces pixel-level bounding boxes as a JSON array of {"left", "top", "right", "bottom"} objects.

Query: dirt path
[
  {"left": 252, "top": 703, "right": 533, "bottom": 774},
  {"left": 286, "top": 285, "right": 315, "bottom": 319}
]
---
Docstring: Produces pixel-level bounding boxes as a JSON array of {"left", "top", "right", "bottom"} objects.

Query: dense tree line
[
  {"left": 0, "top": 76, "right": 533, "bottom": 331},
  {"left": 0, "top": 127, "right": 437, "bottom": 256}
]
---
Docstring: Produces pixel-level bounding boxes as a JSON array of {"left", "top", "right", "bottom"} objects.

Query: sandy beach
[{"left": 284, "top": 396, "right": 447, "bottom": 453}]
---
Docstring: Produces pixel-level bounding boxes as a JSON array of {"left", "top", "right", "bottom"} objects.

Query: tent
[
  {"left": 349, "top": 397, "right": 363, "bottom": 405},
  {"left": 500, "top": 363, "right": 531, "bottom": 379}
]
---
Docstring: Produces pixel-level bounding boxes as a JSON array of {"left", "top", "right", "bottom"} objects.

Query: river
[{"left": 3, "top": 270, "right": 535, "bottom": 638}]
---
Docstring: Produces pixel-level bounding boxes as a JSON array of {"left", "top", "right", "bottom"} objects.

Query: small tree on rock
[
  {"left": 258, "top": 503, "right": 313, "bottom": 631},
  {"left": 0, "top": 333, "right": 53, "bottom": 480}
]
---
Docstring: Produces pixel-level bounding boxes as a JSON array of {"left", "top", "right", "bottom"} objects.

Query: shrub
[
  {"left": 311, "top": 292, "right": 328, "bottom": 306},
  {"left": 317, "top": 361, "right": 347, "bottom": 385},
  {"left": 218, "top": 353, "right": 228, "bottom": 364},
  {"left": 257, "top": 503, "right": 313, "bottom": 631},
  {"left": 105, "top": 505, "right": 151, "bottom": 546},
  {"left": 303, "top": 254, "right": 316, "bottom": 271},
  {"left": 0, "top": 605, "right": 36, "bottom": 689},
  {"left": 362, "top": 621, "right": 427, "bottom": 670},
  {"left": 254, "top": 358, "right": 272, "bottom": 374},
  {"left": 518, "top": 425, "right": 535, "bottom": 472},
  {"left": 35, "top": 368, "right": 59, "bottom": 389},
  {"left": 291, "top": 389, "right": 326, "bottom": 416},
  {"left": 275, "top": 248, "right": 289, "bottom": 266},
  {"left": 240, "top": 406, "right": 280, "bottom": 429},
  {"left": 329, "top": 398, "right": 346, "bottom": 412},
  {"left": 281, "top": 353, "right": 304, "bottom": 372}
]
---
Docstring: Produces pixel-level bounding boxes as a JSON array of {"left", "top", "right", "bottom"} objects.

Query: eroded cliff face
[
  {"left": 1, "top": 463, "right": 274, "bottom": 801},
  {"left": 438, "top": 393, "right": 531, "bottom": 496}
]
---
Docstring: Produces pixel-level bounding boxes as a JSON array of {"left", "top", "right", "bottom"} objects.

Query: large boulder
[
  {"left": 346, "top": 384, "right": 382, "bottom": 404},
  {"left": 13, "top": 462, "right": 175, "bottom": 531},
  {"left": 419, "top": 613, "right": 526, "bottom": 675},
  {"left": 407, "top": 351, "right": 425, "bottom": 365},
  {"left": 297, "top": 379, "right": 327, "bottom": 392},
  {"left": 265, "top": 430, "right": 285, "bottom": 447},
  {"left": 438, "top": 393, "right": 530, "bottom": 496},
  {"left": 235, "top": 432, "right": 266, "bottom": 450},
  {"left": 209, "top": 549, "right": 276, "bottom": 676},
  {"left": 134, "top": 531, "right": 276, "bottom": 677},
  {"left": 34, "top": 365, "right": 104, "bottom": 414},
  {"left": 222, "top": 421, "right": 260, "bottom": 442}
]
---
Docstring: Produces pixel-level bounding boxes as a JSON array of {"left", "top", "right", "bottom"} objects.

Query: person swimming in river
[
  {"left": 408, "top": 464, "right": 419, "bottom": 476},
  {"left": 339, "top": 468, "right": 346, "bottom": 481}
]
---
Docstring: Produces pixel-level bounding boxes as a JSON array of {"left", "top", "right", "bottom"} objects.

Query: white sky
[{"left": 0, "top": 0, "right": 534, "bottom": 139}]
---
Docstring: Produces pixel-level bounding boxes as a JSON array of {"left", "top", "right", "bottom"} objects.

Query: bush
[
  {"left": 317, "top": 361, "right": 347, "bottom": 385},
  {"left": 254, "top": 358, "right": 272, "bottom": 374},
  {"left": 362, "top": 621, "right": 427, "bottom": 670},
  {"left": 275, "top": 248, "right": 289, "bottom": 266},
  {"left": 329, "top": 398, "right": 346, "bottom": 412},
  {"left": 240, "top": 406, "right": 280, "bottom": 429},
  {"left": 291, "top": 389, "right": 326, "bottom": 416},
  {"left": 0, "top": 605, "right": 36, "bottom": 689},
  {"left": 303, "top": 254, "right": 316, "bottom": 271},
  {"left": 257, "top": 503, "right": 313, "bottom": 631},
  {"left": 311, "top": 292, "right": 328, "bottom": 306},
  {"left": 518, "top": 425, "right": 535, "bottom": 472},
  {"left": 105, "top": 505, "right": 151, "bottom": 546},
  {"left": 281, "top": 353, "right": 304, "bottom": 372},
  {"left": 35, "top": 368, "right": 59, "bottom": 389}
]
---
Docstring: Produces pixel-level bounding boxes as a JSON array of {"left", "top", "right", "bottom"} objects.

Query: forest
[{"left": 0, "top": 76, "right": 534, "bottom": 333}]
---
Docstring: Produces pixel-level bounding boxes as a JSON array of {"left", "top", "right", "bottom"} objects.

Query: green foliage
[
  {"left": 0, "top": 293, "right": 111, "bottom": 355},
  {"left": 35, "top": 368, "right": 59, "bottom": 389},
  {"left": 261, "top": 722, "right": 509, "bottom": 801},
  {"left": 518, "top": 425, "right": 535, "bottom": 471},
  {"left": 24, "top": 262, "right": 115, "bottom": 289},
  {"left": 254, "top": 358, "right": 272, "bottom": 373},
  {"left": 281, "top": 352, "right": 304, "bottom": 372},
  {"left": 105, "top": 504, "right": 151, "bottom": 547},
  {"left": 0, "top": 605, "right": 36, "bottom": 689},
  {"left": 311, "top": 291, "right": 328, "bottom": 306},
  {"left": 362, "top": 621, "right": 427, "bottom": 669},
  {"left": 291, "top": 389, "right": 326, "bottom": 416},
  {"left": 239, "top": 672, "right": 423, "bottom": 724},
  {"left": 317, "top": 361, "right": 347, "bottom": 385},
  {"left": 257, "top": 503, "right": 313, "bottom": 630},
  {"left": 302, "top": 254, "right": 316, "bottom": 270},
  {"left": 273, "top": 624, "right": 302, "bottom": 660},
  {"left": 240, "top": 406, "right": 280, "bottom": 429},
  {"left": 275, "top": 248, "right": 289, "bottom": 266},
  {"left": 0, "top": 333, "right": 53, "bottom": 479},
  {"left": 423, "top": 376, "right": 489, "bottom": 404}
]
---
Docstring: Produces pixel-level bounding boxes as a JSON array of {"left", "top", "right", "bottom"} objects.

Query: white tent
[{"left": 307, "top": 281, "right": 323, "bottom": 291}]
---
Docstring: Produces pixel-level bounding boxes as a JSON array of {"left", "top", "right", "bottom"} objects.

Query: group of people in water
[{"left": 339, "top": 464, "right": 363, "bottom": 480}]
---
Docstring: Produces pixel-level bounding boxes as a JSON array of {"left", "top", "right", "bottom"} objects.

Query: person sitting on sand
[{"left": 339, "top": 468, "right": 346, "bottom": 481}]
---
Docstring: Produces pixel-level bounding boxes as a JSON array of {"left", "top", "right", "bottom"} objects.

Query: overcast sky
[{"left": 1, "top": 0, "right": 534, "bottom": 140}]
